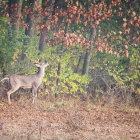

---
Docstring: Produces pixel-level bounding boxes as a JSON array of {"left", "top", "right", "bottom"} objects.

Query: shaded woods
[{"left": 0, "top": 0, "right": 140, "bottom": 105}]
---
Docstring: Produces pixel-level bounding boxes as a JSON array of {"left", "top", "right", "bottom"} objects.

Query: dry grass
[{"left": 0, "top": 94, "right": 140, "bottom": 140}]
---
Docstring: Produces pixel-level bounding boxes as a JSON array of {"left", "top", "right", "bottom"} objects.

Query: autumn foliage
[{"left": 0, "top": 0, "right": 140, "bottom": 103}]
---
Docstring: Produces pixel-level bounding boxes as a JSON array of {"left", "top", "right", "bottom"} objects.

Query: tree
[
  {"left": 8, "top": 0, "right": 23, "bottom": 30},
  {"left": 0, "top": 0, "right": 139, "bottom": 99},
  {"left": 22, "top": 0, "right": 42, "bottom": 60},
  {"left": 38, "top": 0, "right": 55, "bottom": 53},
  {"left": 82, "top": 28, "right": 96, "bottom": 75}
]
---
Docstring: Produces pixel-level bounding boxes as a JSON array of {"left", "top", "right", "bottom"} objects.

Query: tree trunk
[
  {"left": 75, "top": 55, "right": 82, "bottom": 73},
  {"left": 25, "top": 0, "right": 36, "bottom": 40},
  {"left": 25, "top": 0, "right": 42, "bottom": 37},
  {"left": 21, "top": 0, "right": 42, "bottom": 60},
  {"left": 82, "top": 28, "right": 96, "bottom": 75},
  {"left": 38, "top": 0, "right": 55, "bottom": 53},
  {"left": 13, "top": 0, "right": 23, "bottom": 30},
  {"left": 38, "top": 30, "right": 48, "bottom": 53},
  {"left": 55, "top": 22, "right": 68, "bottom": 96},
  {"left": 8, "top": 0, "right": 23, "bottom": 41},
  {"left": 8, "top": 0, "right": 23, "bottom": 30}
]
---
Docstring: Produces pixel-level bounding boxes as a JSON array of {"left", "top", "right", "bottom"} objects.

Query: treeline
[{"left": 0, "top": 0, "right": 139, "bottom": 105}]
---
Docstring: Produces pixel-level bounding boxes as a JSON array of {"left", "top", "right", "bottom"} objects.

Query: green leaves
[{"left": 40, "top": 42, "right": 90, "bottom": 95}]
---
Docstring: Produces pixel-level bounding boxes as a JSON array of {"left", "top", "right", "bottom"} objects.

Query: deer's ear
[
  {"left": 45, "top": 63, "right": 49, "bottom": 67},
  {"left": 35, "top": 64, "right": 41, "bottom": 67}
]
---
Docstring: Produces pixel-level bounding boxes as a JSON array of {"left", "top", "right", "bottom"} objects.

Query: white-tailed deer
[{"left": 1, "top": 63, "right": 49, "bottom": 105}]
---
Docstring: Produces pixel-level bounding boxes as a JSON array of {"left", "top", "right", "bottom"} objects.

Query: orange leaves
[
  {"left": 50, "top": 31, "right": 88, "bottom": 48},
  {"left": 132, "top": 11, "right": 136, "bottom": 17},
  {"left": 64, "top": 32, "right": 86, "bottom": 47},
  {"left": 124, "top": 28, "right": 130, "bottom": 34},
  {"left": 99, "top": 3, "right": 103, "bottom": 9},
  {"left": 6, "top": 13, "right": 9, "bottom": 18},
  {"left": 123, "top": 22, "right": 127, "bottom": 27},
  {"left": 125, "top": 49, "right": 129, "bottom": 57},
  {"left": 135, "top": 23, "right": 139, "bottom": 28},
  {"left": 72, "top": 6, "right": 77, "bottom": 14},
  {"left": 125, "top": 45, "right": 128, "bottom": 49},
  {"left": 54, "top": 15, "right": 58, "bottom": 23},
  {"left": 96, "top": 20, "right": 100, "bottom": 25},
  {"left": 95, "top": 31, "right": 131, "bottom": 58},
  {"left": 134, "top": 16, "right": 137, "bottom": 21},
  {"left": 112, "top": 0, "right": 121, "bottom": 6},
  {"left": 45, "top": 21, "right": 50, "bottom": 30},
  {"left": 84, "top": 21, "right": 88, "bottom": 26},
  {"left": 118, "top": 12, "right": 123, "bottom": 17},
  {"left": 90, "top": 24, "right": 95, "bottom": 28},
  {"left": 129, "top": 19, "right": 133, "bottom": 25},
  {"left": 121, "top": 10, "right": 139, "bottom": 38},
  {"left": 73, "top": 1, "right": 113, "bottom": 26},
  {"left": 2, "top": 0, "right": 114, "bottom": 32},
  {"left": 127, "top": 10, "right": 131, "bottom": 14},
  {"left": 123, "top": 18, "right": 127, "bottom": 22},
  {"left": 95, "top": 38, "right": 108, "bottom": 54}
]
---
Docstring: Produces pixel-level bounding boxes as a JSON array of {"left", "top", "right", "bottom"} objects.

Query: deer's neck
[{"left": 37, "top": 68, "right": 45, "bottom": 78}]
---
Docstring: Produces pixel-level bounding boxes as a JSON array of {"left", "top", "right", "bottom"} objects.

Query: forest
[{"left": 0, "top": 0, "right": 140, "bottom": 139}]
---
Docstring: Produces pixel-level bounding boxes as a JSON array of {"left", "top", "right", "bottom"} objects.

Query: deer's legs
[
  {"left": 7, "top": 87, "right": 19, "bottom": 105},
  {"left": 32, "top": 87, "right": 38, "bottom": 104}
]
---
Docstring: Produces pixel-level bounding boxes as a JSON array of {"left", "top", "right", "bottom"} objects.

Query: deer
[{"left": 1, "top": 63, "right": 49, "bottom": 105}]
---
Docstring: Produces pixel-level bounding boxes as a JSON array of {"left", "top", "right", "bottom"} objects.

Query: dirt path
[{"left": 0, "top": 98, "right": 140, "bottom": 140}]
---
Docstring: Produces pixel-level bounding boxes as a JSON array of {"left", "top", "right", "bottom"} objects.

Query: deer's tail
[{"left": 1, "top": 77, "right": 9, "bottom": 82}]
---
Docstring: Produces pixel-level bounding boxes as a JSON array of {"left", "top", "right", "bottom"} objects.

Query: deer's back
[{"left": 10, "top": 74, "right": 42, "bottom": 89}]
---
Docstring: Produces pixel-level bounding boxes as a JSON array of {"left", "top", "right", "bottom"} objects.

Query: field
[{"left": 0, "top": 95, "right": 140, "bottom": 140}]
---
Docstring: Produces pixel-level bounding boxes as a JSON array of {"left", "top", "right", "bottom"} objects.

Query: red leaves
[
  {"left": 125, "top": 49, "right": 129, "bottom": 57},
  {"left": 123, "top": 28, "right": 130, "bottom": 34},
  {"left": 84, "top": 21, "right": 87, "bottom": 26},
  {"left": 90, "top": 24, "right": 95, "bottom": 28},
  {"left": 6, "top": 13, "right": 9, "bottom": 18},
  {"left": 0, "top": 0, "right": 138, "bottom": 60},
  {"left": 95, "top": 32, "right": 131, "bottom": 58},
  {"left": 121, "top": 10, "right": 139, "bottom": 40},
  {"left": 123, "top": 22, "right": 127, "bottom": 27},
  {"left": 96, "top": 20, "right": 100, "bottom": 25},
  {"left": 50, "top": 31, "right": 89, "bottom": 48},
  {"left": 112, "top": 0, "right": 121, "bottom": 6},
  {"left": 125, "top": 45, "right": 128, "bottom": 49},
  {"left": 95, "top": 38, "right": 108, "bottom": 54},
  {"left": 1, "top": 0, "right": 113, "bottom": 33},
  {"left": 123, "top": 18, "right": 127, "bottom": 22},
  {"left": 132, "top": 11, "right": 136, "bottom": 17},
  {"left": 45, "top": 21, "right": 50, "bottom": 30},
  {"left": 135, "top": 23, "right": 139, "bottom": 28},
  {"left": 129, "top": 19, "right": 133, "bottom": 25},
  {"left": 118, "top": 12, "right": 123, "bottom": 17}
]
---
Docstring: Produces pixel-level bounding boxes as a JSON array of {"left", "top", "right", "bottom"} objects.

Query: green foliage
[
  {"left": 0, "top": 19, "right": 40, "bottom": 74},
  {"left": 59, "top": 68, "right": 89, "bottom": 94},
  {"left": 0, "top": 17, "right": 7, "bottom": 68},
  {"left": 42, "top": 44, "right": 90, "bottom": 95},
  {"left": 92, "top": 44, "right": 139, "bottom": 94},
  {"left": 94, "top": 10, "right": 140, "bottom": 96},
  {"left": 0, "top": 0, "right": 139, "bottom": 107}
]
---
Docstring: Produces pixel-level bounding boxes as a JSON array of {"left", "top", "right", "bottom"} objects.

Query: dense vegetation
[{"left": 0, "top": 0, "right": 139, "bottom": 106}]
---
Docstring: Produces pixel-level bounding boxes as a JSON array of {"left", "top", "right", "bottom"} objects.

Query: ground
[{"left": 0, "top": 96, "right": 140, "bottom": 140}]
